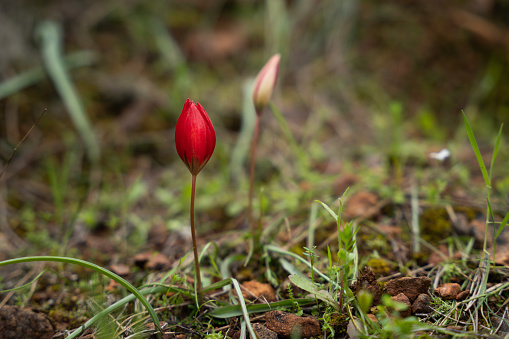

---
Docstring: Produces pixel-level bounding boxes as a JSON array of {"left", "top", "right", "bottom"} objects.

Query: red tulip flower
[
  {"left": 175, "top": 99, "right": 216, "bottom": 175},
  {"left": 175, "top": 98, "right": 216, "bottom": 307}
]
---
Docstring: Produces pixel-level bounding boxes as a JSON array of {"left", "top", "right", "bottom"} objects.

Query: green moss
[
  {"left": 367, "top": 258, "right": 390, "bottom": 275},
  {"left": 420, "top": 207, "right": 451, "bottom": 243}
]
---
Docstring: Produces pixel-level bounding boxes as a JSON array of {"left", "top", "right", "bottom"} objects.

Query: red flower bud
[
  {"left": 252, "top": 54, "right": 281, "bottom": 115},
  {"left": 175, "top": 99, "right": 216, "bottom": 175}
]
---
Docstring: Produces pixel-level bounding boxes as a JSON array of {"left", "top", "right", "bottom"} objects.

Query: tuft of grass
[{"left": 461, "top": 111, "right": 506, "bottom": 333}]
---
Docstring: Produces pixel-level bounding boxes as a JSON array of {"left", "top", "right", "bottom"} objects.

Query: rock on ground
[
  {"left": 412, "top": 293, "right": 432, "bottom": 314},
  {"left": 241, "top": 280, "right": 277, "bottom": 302},
  {"left": 434, "top": 283, "right": 461, "bottom": 300}
]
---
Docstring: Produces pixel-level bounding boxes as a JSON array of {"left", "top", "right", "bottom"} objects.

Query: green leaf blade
[
  {"left": 315, "top": 200, "right": 338, "bottom": 220},
  {"left": 462, "top": 111, "right": 490, "bottom": 187}
]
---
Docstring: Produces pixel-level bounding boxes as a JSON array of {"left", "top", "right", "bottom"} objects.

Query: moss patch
[{"left": 420, "top": 207, "right": 451, "bottom": 243}]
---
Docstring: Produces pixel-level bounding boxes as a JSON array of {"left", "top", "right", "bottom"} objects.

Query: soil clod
[
  {"left": 383, "top": 276, "right": 431, "bottom": 303},
  {"left": 265, "top": 310, "right": 322, "bottom": 338},
  {"left": 456, "top": 290, "right": 470, "bottom": 301},
  {"left": 241, "top": 280, "right": 277, "bottom": 302},
  {"left": 350, "top": 266, "right": 383, "bottom": 306},
  {"left": 0, "top": 305, "right": 53, "bottom": 339},
  {"left": 391, "top": 293, "right": 411, "bottom": 317},
  {"left": 434, "top": 283, "right": 462, "bottom": 300}
]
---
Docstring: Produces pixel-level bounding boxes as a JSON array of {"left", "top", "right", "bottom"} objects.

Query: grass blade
[
  {"left": 0, "top": 269, "right": 47, "bottom": 293},
  {"left": 231, "top": 278, "right": 258, "bottom": 339},
  {"left": 240, "top": 320, "right": 246, "bottom": 339},
  {"left": 315, "top": 200, "right": 338, "bottom": 220},
  {"left": 495, "top": 211, "right": 509, "bottom": 240},
  {"left": 209, "top": 298, "right": 315, "bottom": 318},
  {"left": 462, "top": 111, "right": 490, "bottom": 187},
  {"left": 265, "top": 244, "right": 340, "bottom": 288},
  {"left": 289, "top": 274, "right": 340, "bottom": 310}
]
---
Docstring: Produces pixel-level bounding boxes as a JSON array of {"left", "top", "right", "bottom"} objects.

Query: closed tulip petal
[
  {"left": 175, "top": 99, "right": 216, "bottom": 175},
  {"left": 252, "top": 54, "right": 281, "bottom": 115}
]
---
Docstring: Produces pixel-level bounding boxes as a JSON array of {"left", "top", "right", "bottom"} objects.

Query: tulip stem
[
  {"left": 248, "top": 115, "right": 261, "bottom": 238},
  {"left": 190, "top": 174, "right": 203, "bottom": 307}
]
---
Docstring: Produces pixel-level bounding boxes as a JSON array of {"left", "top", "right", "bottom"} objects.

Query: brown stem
[
  {"left": 248, "top": 115, "right": 261, "bottom": 235},
  {"left": 190, "top": 174, "right": 203, "bottom": 307}
]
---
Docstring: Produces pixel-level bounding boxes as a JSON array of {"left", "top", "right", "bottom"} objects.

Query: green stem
[
  {"left": 248, "top": 115, "right": 261, "bottom": 236},
  {"left": 483, "top": 190, "right": 490, "bottom": 253},
  {"left": 0, "top": 256, "right": 162, "bottom": 339},
  {"left": 190, "top": 174, "right": 203, "bottom": 307}
]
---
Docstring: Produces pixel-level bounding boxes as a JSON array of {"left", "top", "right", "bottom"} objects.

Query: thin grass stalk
[
  {"left": 190, "top": 174, "right": 203, "bottom": 307},
  {"left": 248, "top": 115, "right": 261, "bottom": 235},
  {"left": 462, "top": 112, "right": 495, "bottom": 258}
]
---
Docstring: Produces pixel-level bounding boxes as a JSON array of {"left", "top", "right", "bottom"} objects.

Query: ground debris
[
  {"left": 0, "top": 305, "right": 53, "bottom": 339},
  {"left": 491, "top": 315, "right": 509, "bottom": 336},
  {"left": 110, "top": 263, "right": 131, "bottom": 276},
  {"left": 241, "top": 280, "right": 277, "bottom": 302},
  {"left": 350, "top": 266, "right": 382, "bottom": 306},
  {"left": 133, "top": 251, "right": 171, "bottom": 270},
  {"left": 253, "top": 323, "right": 278, "bottom": 339},
  {"left": 383, "top": 276, "right": 431, "bottom": 303},
  {"left": 265, "top": 310, "right": 322, "bottom": 338}
]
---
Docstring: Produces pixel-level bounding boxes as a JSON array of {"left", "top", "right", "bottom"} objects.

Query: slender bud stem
[
  {"left": 248, "top": 115, "right": 261, "bottom": 235},
  {"left": 190, "top": 174, "right": 203, "bottom": 307}
]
